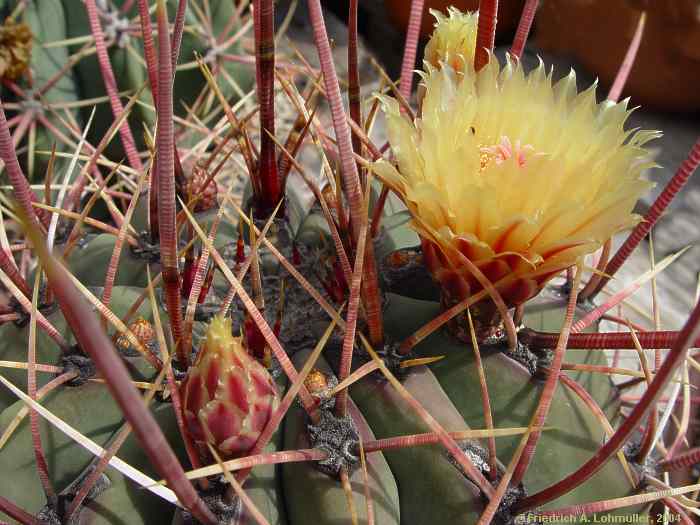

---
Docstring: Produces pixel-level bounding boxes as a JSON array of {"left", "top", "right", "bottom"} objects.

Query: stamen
[{"left": 480, "top": 136, "right": 534, "bottom": 169}]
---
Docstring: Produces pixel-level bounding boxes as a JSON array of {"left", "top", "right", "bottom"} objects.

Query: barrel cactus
[
  {"left": 1, "top": 1, "right": 699, "bottom": 524},
  {"left": 0, "top": 0, "right": 251, "bottom": 180}
]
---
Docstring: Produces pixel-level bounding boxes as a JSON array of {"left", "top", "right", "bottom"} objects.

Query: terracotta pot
[
  {"left": 382, "top": 0, "right": 524, "bottom": 41},
  {"left": 536, "top": 0, "right": 700, "bottom": 112}
]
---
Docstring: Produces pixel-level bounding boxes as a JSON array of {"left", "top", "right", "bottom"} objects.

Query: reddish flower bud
[
  {"left": 181, "top": 316, "right": 279, "bottom": 458},
  {"left": 187, "top": 163, "right": 219, "bottom": 212},
  {"left": 116, "top": 317, "right": 156, "bottom": 354}
]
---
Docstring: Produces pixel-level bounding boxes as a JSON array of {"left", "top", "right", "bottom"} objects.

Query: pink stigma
[{"left": 482, "top": 136, "right": 534, "bottom": 168}]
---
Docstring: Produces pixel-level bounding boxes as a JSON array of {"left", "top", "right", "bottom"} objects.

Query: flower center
[{"left": 479, "top": 136, "right": 534, "bottom": 171}]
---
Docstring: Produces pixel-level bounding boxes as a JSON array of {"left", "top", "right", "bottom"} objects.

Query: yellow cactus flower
[
  {"left": 424, "top": 8, "right": 479, "bottom": 72},
  {"left": 373, "top": 50, "right": 659, "bottom": 317}
]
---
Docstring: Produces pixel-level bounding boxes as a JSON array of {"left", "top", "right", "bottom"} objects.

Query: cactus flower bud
[
  {"left": 181, "top": 316, "right": 279, "bottom": 458},
  {"left": 116, "top": 317, "right": 156, "bottom": 355},
  {"left": 187, "top": 162, "right": 219, "bottom": 212},
  {"left": 424, "top": 8, "right": 478, "bottom": 73}
]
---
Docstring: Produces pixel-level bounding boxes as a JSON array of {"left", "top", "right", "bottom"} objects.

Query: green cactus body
[
  {"left": 349, "top": 363, "right": 484, "bottom": 524},
  {"left": 0, "top": 307, "right": 68, "bottom": 411},
  {"left": 24, "top": 0, "right": 81, "bottom": 179},
  {"left": 282, "top": 350, "right": 400, "bottom": 525},
  {"left": 166, "top": 0, "right": 251, "bottom": 123},
  {"left": 0, "top": 382, "right": 194, "bottom": 524},
  {"left": 65, "top": 234, "right": 151, "bottom": 288},
  {"left": 381, "top": 290, "right": 637, "bottom": 519},
  {"left": 0, "top": 0, "right": 82, "bottom": 181},
  {"left": 62, "top": 0, "right": 153, "bottom": 160},
  {"left": 59, "top": 0, "right": 252, "bottom": 161},
  {"left": 62, "top": 207, "right": 239, "bottom": 292},
  {"left": 236, "top": 436, "right": 287, "bottom": 525},
  {"left": 0, "top": 285, "right": 158, "bottom": 411}
]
